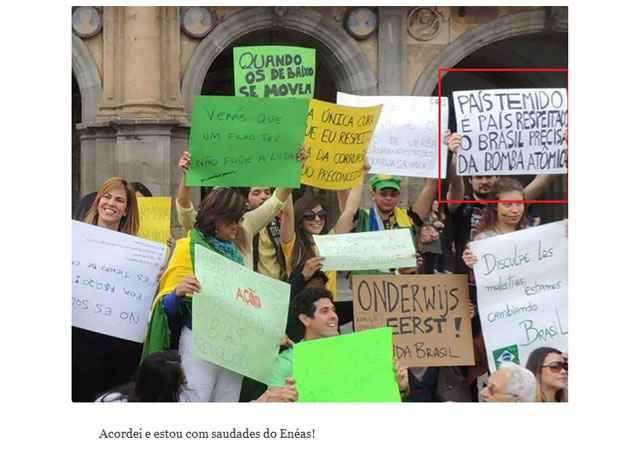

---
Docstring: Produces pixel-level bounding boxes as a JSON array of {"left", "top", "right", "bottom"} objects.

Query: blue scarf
[
  {"left": 190, "top": 228, "right": 245, "bottom": 266},
  {"left": 204, "top": 235, "right": 245, "bottom": 266}
]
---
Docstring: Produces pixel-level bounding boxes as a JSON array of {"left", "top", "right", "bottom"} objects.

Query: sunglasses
[
  {"left": 303, "top": 210, "right": 328, "bottom": 221},
  {"left": 542, "top": 362, "right": 568, "bottom": 373},
  {"left": 377, "top": 190, "right": 400, "bottom": 198}
]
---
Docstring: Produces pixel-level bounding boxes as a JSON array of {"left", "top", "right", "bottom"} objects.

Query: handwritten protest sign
[
  {"left": 469, "top": 221, "right": 568, "bottom": 372},
  {"left": 187, "top": 96, "right": 309, "bottom": 187},
  {"left": 72, "top": 221, "right": 167, "bottom": 343},
  {"left": 293, "top": 327, "right": 401, "bottom": 402},
  {"left": 136, "top": 196, "right": 171, "bottom": 244},
  {"left": 301, "top": 99, "right": 382, "bottom": 190},
  {"left": 313, "top": 229, "right": 416, "bottom": 271},
  {"left": 453, "top": 88, "right": 568, "bottom": 175},
  {"left": 352, "top": 275, "right": 474, "bottom": 367},
  {"left": 337, "top": 92, "right": 449, "bottom": 178},
  {"left": 192, "top": 245, "right": 290, "bottom": 384},
  {"left": 234, "top": 46, "right": 315, "bottom": 98}
]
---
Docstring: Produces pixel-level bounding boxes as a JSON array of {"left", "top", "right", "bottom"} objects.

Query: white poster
[
  {"left": 469, "top": 221, "right": 568, "bottom": 372},
  {"left": 72, "top": 220, "right": 167, "bottom": 343},
  {"left": 313, "top": 229, "right": 417, "bottom": 271},
  {"left": 453, "top": 88, "right": 568, "bottom": 176},
  {"left": 337, "top": 92, "right": 449, "bottom": 178}
]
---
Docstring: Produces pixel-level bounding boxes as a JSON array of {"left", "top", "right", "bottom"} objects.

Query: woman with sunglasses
[
  {"left": 281, "top": 160, "right": 369, "bottom": 299},
  {"left": 525, "top": 347, "right": 568, "bottom": 402}
]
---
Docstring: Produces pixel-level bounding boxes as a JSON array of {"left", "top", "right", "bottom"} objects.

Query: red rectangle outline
[{"left": 437, "top": 67, "right": 568, "bottom": 205}]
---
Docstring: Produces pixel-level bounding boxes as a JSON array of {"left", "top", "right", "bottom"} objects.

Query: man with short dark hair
[
  {"left": 267, "top": 288, "right": 410, "bottom": 399},
  {"left": 268, "top": 287, "right": 338, "bottom": 387}
]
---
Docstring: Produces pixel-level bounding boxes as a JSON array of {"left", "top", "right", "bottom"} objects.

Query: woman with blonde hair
[
  {"left": 83, "top": 176, "right": 140, "bottom": 234},
  {"left": 72, "top": 176, "right": 143, "bottom": 402}
]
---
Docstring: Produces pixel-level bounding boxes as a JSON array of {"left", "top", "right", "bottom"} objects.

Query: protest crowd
[{"left": 71, "top": 46, "right": 568, "bottom": 404}]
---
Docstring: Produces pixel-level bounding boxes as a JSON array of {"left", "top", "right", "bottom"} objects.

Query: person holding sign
[
  {"left": 445, "top": 129, "right": 559, "bottom": 277},
  {"left": 143, "top": 185, "right": 295, "bottom": 402},
  {"left": 73, "top": 177, "right": 143, "bottom": 402},
  {"left": 282, "top": 161, "right": 369, "bottom": 302},
  {"left": 525, "top": 347, "right": 568, "bottom": 402},
  {"left": 351, "top": 128, "right": 469, "bottom": 242},
  {"left": 350, "top": 174, "right": 440, "bottom": 275},
  {"left": 176, "top": 150, "right": 292, "bottom": 282},
  {"left": 462, "top": 177, "right": 529, "bottom": 266},
  {"left": 267, "top": 287, "right": 410, "bottom": 399}
]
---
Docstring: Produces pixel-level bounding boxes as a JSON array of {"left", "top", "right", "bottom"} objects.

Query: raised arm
[
  {"left": 445, "top": 130, "right": 465, "bottom": 212},
  {"left": 334, "top": 183, "right": 363, "bottom": 234},
  {"left": 176, "top": 150, "right": 193, "bottom": 209},
  {"left": 336, "top": 189, "right": 350, "bottom": 213},
  {"left": 175, "top": 150, "right": 197, "bottom": 233},
  {"left": 242, "top": 145, "right": 305, "bottom": 237},
  {"left": 524, "top": 175, "right": 553, "bottom": 200},
  {"left": 410, "top": 178, "right": 436, "bottom": 222},
  {"left": 279, "top": 195, "right": 295, "bottom": 245},
  {"left": 334, "top": 157, "right": 370, "bottom": 234}
]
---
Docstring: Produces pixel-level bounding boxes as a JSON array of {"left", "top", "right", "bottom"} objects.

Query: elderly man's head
[{"left": 479, "top": 362, "right": 537, "bottom": 402}]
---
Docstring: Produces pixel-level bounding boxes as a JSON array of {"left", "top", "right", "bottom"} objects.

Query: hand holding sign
[
  {"left": 178, "top": 150, "right": 191, "bottom": 173},
  {"left": 256, "top": 378, "right": 298, "bottom": 402},
  {"left": 462, "top": 245, "right": 478, "bottom": 269},
  {"left": 174, "top": 275, "right": 201, "bottom": 296}
]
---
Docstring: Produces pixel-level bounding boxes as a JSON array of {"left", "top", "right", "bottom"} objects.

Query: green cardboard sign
[
  {"left": 187, "top": 96, "right": 309, "bottom": 187},
  {"left": 293, "top": 327, "right": 401, "bottom": 402},
  {"left": 234, "top": 46, "right": 316, "bottom": 98},
  {"left": 192, "top": 245, "right": 291, "bottom": 384}
]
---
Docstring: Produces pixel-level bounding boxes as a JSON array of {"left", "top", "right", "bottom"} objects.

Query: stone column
[
  {"left": 78, "top": 6, "right": 189, "bottom": 217},
  {"left": 377, "top": 7, "right": 421, "bottom": 207}
]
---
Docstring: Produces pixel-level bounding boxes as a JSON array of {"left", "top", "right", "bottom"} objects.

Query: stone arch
[
  {"left": 412, "top": 8, "right": 568, "bottom": 96},
  {"left": 72, "top": 33, "right": 102, "bottom": 123},
  {"left": 181, "top": 7, "right": 377, "bottom": 116}
]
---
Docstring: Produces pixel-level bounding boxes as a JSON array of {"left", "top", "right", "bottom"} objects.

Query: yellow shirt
[
  {"left": 256, "top": 226, "right": 285, "bottom": 280},
  {"left": 281, "top": 234, "right": 338, "bottom": 300}
]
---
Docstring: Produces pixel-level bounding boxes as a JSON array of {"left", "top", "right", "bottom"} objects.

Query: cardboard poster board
[
  {"left": 136, "top": 196, "right": 171, "bottom": 244},
  {"left": 187, "top": 95, "right": 309, "bottom": 187},
  {"left": 234, "top": 46, "right": 315, "bottom": 98},
  {"left": 453, "top": 88, "right": 568, "bottom": 175},
  {"left": 72, "top": 221, "right": 167, "bottom": 343},
  {"left": 470, "top": 221, "right": 568, "bottom": 372},
  {"left": 192, "top": 246, "right": 290, "bottom": 384},
  {"left": 337, "top": 92, "right": 449, "bottom": 178},
  {"left": 301, "top": 99, "right": 382, "bottom": 190},
  {"left": 293, "top": 327, "right": 401, "bottom": 402},
  {"left": 312, "top": 229, "right": 417, "bottom": 271},
  {"left": 352, "top": 274, "right": 475, "bottom": 367}
]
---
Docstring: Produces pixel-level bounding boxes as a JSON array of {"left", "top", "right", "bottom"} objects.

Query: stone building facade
[{"left": 72, "top": 6, "right": 568, "bottom": 228}]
